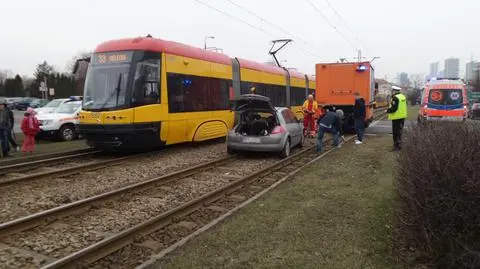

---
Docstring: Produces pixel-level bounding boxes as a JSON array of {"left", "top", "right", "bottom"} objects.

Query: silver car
[{"left": 227, "top": 94, "right": 304, "bottom": 158}]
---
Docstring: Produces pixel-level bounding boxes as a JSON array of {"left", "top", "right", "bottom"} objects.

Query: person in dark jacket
[
  {"left": 0, "top": 101, "right": 11, "bottom": 157},
  {"left": 4, "top": 101, "right": 18, "bottom": 152},
  {"left": 316, "top": 108, "right": 341, "bottom": 153},
  {"left": 353, "top": 92, "right": 366, "bottom": 144}
]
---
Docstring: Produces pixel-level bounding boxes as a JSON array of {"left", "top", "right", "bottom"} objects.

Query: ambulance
[{"left": 418, "top": 78, "right": 469, "bottom": 122}]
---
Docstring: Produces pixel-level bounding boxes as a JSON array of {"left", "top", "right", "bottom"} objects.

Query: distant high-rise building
[
  {"left": 444, "top": 58, "right": 460, "bottom": 79},
  {"left": 429, "top": 62, "right": 439, "bottom": 77},
  {"left": 438, "top": 69, "right": 445, "bottom": 78},
  {"left": 399, "top": 72, "right": 410, "bottom": 86},
  {"left": 466, "top": 61, "right": 480, "bottom": 81}
]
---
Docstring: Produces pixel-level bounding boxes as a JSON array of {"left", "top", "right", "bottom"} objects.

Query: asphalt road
[{"left": 366, "top": 120, "right": 417, "bottom": 135}]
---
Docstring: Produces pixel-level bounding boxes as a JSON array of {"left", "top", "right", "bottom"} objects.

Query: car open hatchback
[{"left": 226, "top": 94, "right": 304, "bottom": 158}]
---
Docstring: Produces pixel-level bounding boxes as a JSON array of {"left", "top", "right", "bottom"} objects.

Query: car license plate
[{"left": 243, "top": 137, "right": 261, "bottom": 143}]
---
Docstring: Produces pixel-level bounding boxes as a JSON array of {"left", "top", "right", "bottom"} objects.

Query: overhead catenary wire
[
  {"left": 304, "top": 0, "right": 358, "bottom": 52},
  {"left": 225, "top": 0, "right": 323, "bottom": 55},
  {"left": 195, "top": 0, "right": 322, "bottom": 60},
  {"left": 323, "top": 0, "right": 368, "bottom": 51}
]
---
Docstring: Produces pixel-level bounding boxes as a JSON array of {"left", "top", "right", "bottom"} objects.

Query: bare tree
[
  {"left": 409, "top": 73, "right": 426, "bottom": 89},
  {"left": 0, "top": 69, "right": 13, "bottom": 82}
]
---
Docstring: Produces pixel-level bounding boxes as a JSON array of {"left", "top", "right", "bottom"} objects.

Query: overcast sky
[{"left": 0, "top": 0, "right": 477, "bottom": 81}]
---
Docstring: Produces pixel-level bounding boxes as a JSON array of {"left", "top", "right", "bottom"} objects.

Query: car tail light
[{"left": 271, "top": 126, "right": 286, "bottom": 134}]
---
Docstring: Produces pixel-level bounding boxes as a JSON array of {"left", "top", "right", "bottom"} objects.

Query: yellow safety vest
[{"left": 388, "top": 93, "right": 408, "bottom": 120}]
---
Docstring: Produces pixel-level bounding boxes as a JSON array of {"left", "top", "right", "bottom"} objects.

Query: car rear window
[{"left": 428, "top": 89, "right": 463, "bottom": 105}]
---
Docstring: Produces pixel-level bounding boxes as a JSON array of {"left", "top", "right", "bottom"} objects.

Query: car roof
[{"left": 63, "top": 101, "right": 82, "bottom": 105}]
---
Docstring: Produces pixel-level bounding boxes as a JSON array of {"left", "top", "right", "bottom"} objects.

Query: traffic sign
[{"left": 49, "top": 88, "right": 55, "bottom": 96}]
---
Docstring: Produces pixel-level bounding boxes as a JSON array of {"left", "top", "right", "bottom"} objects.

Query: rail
[
  {"left": 0, "top": 148, "right": 95, "bottom": 168},
  {"left": 0, "top": 155, "right": 235, "bottom": 236},
  {"left": 38, "top": 138, "right": 346, "bottom": 269}
]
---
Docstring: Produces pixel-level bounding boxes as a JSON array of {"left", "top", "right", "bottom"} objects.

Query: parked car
[
  {"left": 37, "top": 99, "right": 82, "bottom": 141},
  {"left": 226, "top": 94, "right": 304, "bottom": 158},
  {"left": 5, "top": 97, "right": 22, "bottom": 109},
  {"left": 29, "top": 99, "right": 49, "bottom": 108},
  {"left": 470, "top": 103, "right": 480, "bottom": 119},
  {"left": 13, "top": 97, "right": 38, "bottom": 110},
  {"left": 35, "top": 98, "right": 71, "bottom": 115}
]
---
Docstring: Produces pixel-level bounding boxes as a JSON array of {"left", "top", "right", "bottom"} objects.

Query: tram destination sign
[{"left": 92, "top": 51, "right": 133, "bottom": 65}]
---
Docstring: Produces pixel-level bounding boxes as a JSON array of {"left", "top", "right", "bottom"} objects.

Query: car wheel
[
  {"left": 59, "top": 125, "right": 77, "bottom": 141},
  {"left": 280, "top": 139, "right": 291, "bottom": 158}
]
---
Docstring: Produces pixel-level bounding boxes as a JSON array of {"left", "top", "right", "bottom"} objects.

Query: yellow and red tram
[{"left": 79, "top": 36, "right": 315, "bottom": 149}]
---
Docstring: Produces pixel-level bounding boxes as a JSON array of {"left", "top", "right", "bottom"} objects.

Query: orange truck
[{"left": 315, "top": 61, "right": 375, "bottom": 132}]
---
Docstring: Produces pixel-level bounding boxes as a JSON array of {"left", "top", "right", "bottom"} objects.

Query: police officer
[{"left": 387, "top": 87, "right": 408, "bottom": 151}]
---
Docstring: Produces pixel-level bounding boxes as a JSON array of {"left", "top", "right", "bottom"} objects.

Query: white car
[
  {"left": 34, "top": 96, "right": 83, "bottom": 115},
  {"left": 37, "top": 100, "right": 82, "bottom": 141},
  {"left": 34, "top": 98, "right": 70, "bottom": 115}
]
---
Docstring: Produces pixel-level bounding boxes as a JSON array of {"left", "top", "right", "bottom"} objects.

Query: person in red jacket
[{"left": 21, "top": 107, "right": 40, "bottom": 154}]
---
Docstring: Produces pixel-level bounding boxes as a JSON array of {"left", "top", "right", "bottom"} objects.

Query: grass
[
  {"left": 155, "top": 135, "right": 398, "bottom": 269},
  {"left": 407, "top": 105, "right": 419, "bottom": 121}
]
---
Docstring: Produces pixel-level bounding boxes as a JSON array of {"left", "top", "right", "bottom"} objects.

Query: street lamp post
[{"left": 204, "top": 36, "right": 215, "bottom": 50}]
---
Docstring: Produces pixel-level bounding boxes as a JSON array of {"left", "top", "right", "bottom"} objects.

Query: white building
[
  {"left": 444, "top": 58, "right": 460, "bottom": 79},
  {"left": 429, "top": 62, "right": 439, "bottom": 77}
]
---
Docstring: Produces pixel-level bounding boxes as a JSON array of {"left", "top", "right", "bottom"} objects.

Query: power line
[
  {"left": 304, "top": 0, "right": 357, "bottom": 51},
  {"left": 226, "top": 0, "right": 323, "bottom": 54},
  {"left": 195, "top": 0, "right": 322, "bottom": 60},
  {"left": 195, "top": 0, "right": 276, "bottom": 39},
  {"left": 323, "top": 0, "right": 367, "bottom": 51}
]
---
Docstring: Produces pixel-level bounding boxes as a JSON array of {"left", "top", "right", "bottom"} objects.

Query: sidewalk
[{"left": 149, "top": 135, "right": 398, "bottom": 269}]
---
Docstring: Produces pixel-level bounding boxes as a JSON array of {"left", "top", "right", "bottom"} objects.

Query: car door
[
  {"left": 288, "top": 109, "right": 303, "bottom": 140},
  {"left": 288, "top": 109, "right": 303, "bottom": 145},
  {"left": 281, "top": 109, "right": 299, "bottom": 145}
]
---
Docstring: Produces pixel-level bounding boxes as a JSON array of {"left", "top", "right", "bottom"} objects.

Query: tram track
[
  {"left": 0, "top": 154, "right": 131, "bottom": 187},
  {"left": 0, "top": 112, "right": 384, "bottom": 268},
  {"left": 0, "top": 148, "right": 98, "bottom": 176},
  {"left": 0, "top": 140, "right": 228, "bottom": 224},
  {"left": 0, "top": 137, "right": 333, "bottom": 269}
]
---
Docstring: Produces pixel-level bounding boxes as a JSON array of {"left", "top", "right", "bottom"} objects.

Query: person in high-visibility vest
[
  {"left": 387, "top": 87, "right": 408, "bottom": 151},
  {"left": 302, "top": 94, "right": 318, "bottom": 137}
]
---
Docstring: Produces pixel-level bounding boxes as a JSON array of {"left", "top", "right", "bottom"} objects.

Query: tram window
[
  {"left": 167, "top": 73, "right": 231, "bottom": 113},
  {"left": 265, "top": 85, "right": 286, "bottom": 107},
  {"left": 133, "top": 59, "right": 160, "bottom": 106},
  {"left": 290, "top": 87, "right": 306, "bottom": 106},
  {"left": 240, "top": 81, "right": 287, "bottom": 107}
]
